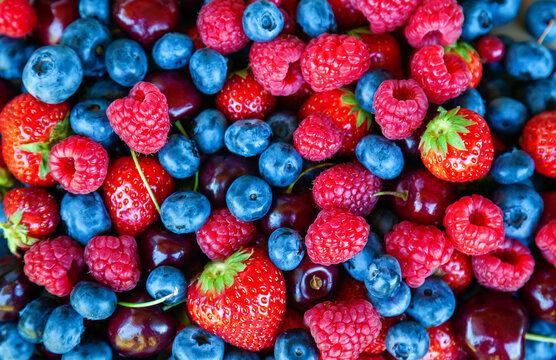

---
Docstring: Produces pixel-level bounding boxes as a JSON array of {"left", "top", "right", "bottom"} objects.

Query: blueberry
[
  {"left": 152, "top": 33, "right": 194, "bottom": 70},
  {"left": 461, "top": 1, "right": 493, "bottom": 41},
  {"left": 225, "top": 348, "right": 260, "bottom": 360},
  {"left": 385, "top": 321, "right": 429, "bottom": 360},
  {"left": 226, "top": 175, "right": 272, "bottom": 221},
  {"left": 524, "top": 79, "right": 556, "bottom": 115},
  {"left": 407, "top": 278, "right": 455, "bottom": 328},
  {"left": 368, "top": 208, "right": 399, "bottom": 237},
  {"left": 343, "top": 231, "right": 384, "bottom": 281},
  {"left": 105, "top": 39, "right": 148, "bottom": 87},
  {"left": 259, "top": 142, "right": 303, "bottom": 187},
  {"left": 60, "top": 192, "right": 112, "bottom": 245},
  {"left": 146, "top": 266, "right": 188, "bottom": 306},
  {"left": 61, "top": 338, "right": 112, "bottom": 360},
  {"left": 296, "top": 0, "right": 336, "bottom": 38},
  {"left": 274, "top": 328, "right": 319, "bottom": 360},
  {"left": 525, "top": 318, "right": 556, "bottom": 360},
  {"left": 365, "top": 255, "right": 402, "bottom": 299},
  {"left": 79, "top": 0, "right": 111, "bottom": 25},
  {"left": 491, "top": 149, "right": 535, "bottom": 185},
  {"left": 493, "top": 184, "right": 544, "bottom": 241},
  {"left": 70, "top": 99, "right": 118, "bottom": 149},
  {"left": 158, "top": 134, "right": 201, "bottom": 179},
  {"left": 450, "top": 88, "right": 485, "bottom": 117},
  {"left": 0, "top": 322, "right": 35, "bottom": 360},
  {"left": 70, "top": 281, "right": 117, "bottom": 320},
  {"left": 268, "top": 228, "right": 305, "bottom": 271},
  {"left": 86, "top": 79, "right": 128, "bottom": 101},
  {"left": 243, "top": 0, "right": 284, "bottom": 42},
  {"left": 526, "top": 1, "right": 556, "bottom": 43},
  {"left": 42, "top": 305, "right": 85, "bottom": 354},
  {"left": 477, "top": 75, "right": 512, "bottom": 102},
  {"left": 189, "top": 109, "right": 228, "bottom": 154},
  {"left": 266, "top": 111, "right": 298, "bottom": 143},
  {"left": 355, "top": 69, "right": 393, "bottom": 114},
  {"left": 172, "top": 325, "right": 225, "bottom": 360},
  {"left": 189, "top": 48, "right": 228, "bottom": 95},
  {"left": 23, "top": 45, "right": 83, "bottom": 104},
  {"left": 0, "top": 36, "right": 35, "bottom": 79},
  {"left": 17, "top": 297, "right": 58, "bottom": 343},
  {"left": 60, "top": 18, "right": 111, "bottom": 77},
  {"left": 225, "top": 119, "right": 273, "bottom": 157},
  {"left": 487, "top": 0, "right": 521, "bottom": 26},
  {"left": 369, "top": 281, "right": 411, "bottom": 317},
  {"left": 505, "top": 42, "right": 553, "bottom": 81},
  {"left": 485, "top": 97, "right": 529, "bottom": 136},
  {"left": 356, "top": 134, "right": 404, "bottom": 180},
  {"left": 161, "top": 191, "right": 211, "bottom": 234}
]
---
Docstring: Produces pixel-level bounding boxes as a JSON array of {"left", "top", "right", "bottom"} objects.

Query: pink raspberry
[
  {"left": 249, "top": 35, "right": 306, "bottom": 96},
  {"left": 293, "top": 112, "right": 343, "bottom": 161},
  {"left": 351, "top": 0, "right": 420, "bottom": 34},
  {"left": 535, "top": 219, "right": 556, "bottom": 268},
  {"left": 373, "top": 79, "right": 429, "bottom": 140},
  {"left": 385, "top": 221, "right": 453, "bottom": 288},
  {"left": 472, "top": 237, "right": 535, "bottom": 292},
  {"left": 405, "top": 0, "right": 464, "bottom": 49},
  {"left": 197, "top": 0, "right": 249, "bottom": 54}
]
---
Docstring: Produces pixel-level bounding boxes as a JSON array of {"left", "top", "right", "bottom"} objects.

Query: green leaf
[
  {"left": 49, "top": 113, "right": 72, "bottom": 145},
  {"left": 346, "top": 27, "right": 372, "bottom": 38},
  {"left": 446, "top": 132, "right": 466, "bottom": 150},
  {"left": 18, "top": 142, "right": 48, "bottom": 153},
  {"left": 233, "top": 67, "right": 249, "bottom": 79},
  {"left": 39, "top": 151, "right": 50, "bottom": 179},
  {"left": 438, "top": 135, "right": 448, "bottom": 155},
  {"left": 197, "top": 248, "right": 253, "bottom": 295},
  {"left": 356, "top": 110, "right": 366, "bottom": 128},
  {"left": 9, "top": 209, "right": 23, "bottom": 226},
  {"left": 341, "top": 94, "right": 358, "bottom": 106}
]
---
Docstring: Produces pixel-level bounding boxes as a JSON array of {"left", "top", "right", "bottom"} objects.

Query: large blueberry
[
  {"left": 356, "top": 134, "right": 404, "bottom": 180},
  {"left": 505, "top": 42, "right": 553, "bottom": 81},
  {"left": 386, "top": 321, "right": 429, "bottom": 360},
  {"left": 225, "top": 119, "right": 273, "bottom": 157},
  {"left": 158, "top": 134, "right": 201, "bottom": 179},
  {"left": 485, "top": 97, "right": 529, "bottom": 136},
  {"left": 491, "top": 149, "right": 535, "bottom": 185},
  {"left": 226, "top": 175, "right": 272, "bottom": 221},
  {"left": 42, "top": 305, "right": 85, "bottom": 355},
  {"left": 189, "top": 109, "right": 228, "bottom": 154},
  {"left": 525, "top": 1, "right": 556, "bottom": 42},
  {"left": 243, "top": 0, "right": 284, "bottom": 42},
  {"left": 365, "top": 255, "right": 402, "bottom": 299},
  {"left": 78, "top": 0, "right": 111, "bottom": 25},
  {"left": 152, "top": 33, "right": 194, "bottom": 70},
  {"left": 259, "top": 142, "right": 303, "bottom": 187},
  {"left": 487, "top": 0, "right": 521, "bottom": 26},
  {"left": 105, "top": 39, "right": 148, "bottom": 87},
  {"left": 274, "top": 328, "right": 319, "bottom": 360},
  {"left": 70, "top": 281, "right": 117, "bottom": 320},
  {"left": 297, "top": 0, "right": 336, "bottom": 37},
  {"left": 407, "top": 278, "right": 456, "bottom": 328},
  {"left": 146, "top": 266, "right": 188, "bottom": 306},
  {"left": 0, "top": 322, "right": 34, "bottom": 360},
  {"left": 70, "top": 99, "right": 118, "bottom": 149},
  {"left": 161, "top": 191, "right": 211, "bottom": 234},
  {"left": 60, "top": 192, "right": 112, "bottom": 245},
  {"left": 172, "top": 325, "right": 225, "bottom": 360},
  {"left": 17, "top": 297, "right": 58, "bottom": 343},
  {"left": 461, "top": 1, "right": 493, "bottom": 41},
  {"left": 369, "top": 281, "right": 411, "bottom": 317},
  {"left": 268, "top": 228, "right": 305, "bottom": 271},
  {"left": 189, "top": 48, "right": 228, "bottom": 95}
]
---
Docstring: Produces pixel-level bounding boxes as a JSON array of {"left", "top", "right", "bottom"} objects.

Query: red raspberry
[
  {"left": 84, "top": 235, "right": 141, "bottom": 292},
  {"left": 373, "top": 79, "right": 428, "bottom": 140},
  {"left": 422, "top": 321, "right": 467, "bottom": 360},
  {"left": 312, "top": 162, "right": 381, "bottom": 216},
  {"left": 405, "top": 0, "right": 463, "bottom": 49},
  {"left": 249, "top": 35, "right": 306, "bottom": 96},
  {"left": 48, "top": 135, "right": 109, "bottom": 194},
  {"left": 385, "top": 221, "right": 453, "bottom": 288},
  {"left": 351, "top": 0, "right": 420, "bottom": 34},
  {"left": 362, "top": 314, "right": 407, "bottom": 355},
  {"left": 0, "top": 0, "right": 37, "bottom": 38},
  {"left": 293, "top": 112, "right": 343, "bottom": 161},
  {"left": 196, "top": 0, "right": 249, "bottom": 55},
  {"left": 410, "top": 45, "right": 471, "bottom": 104},
  {"left": 305, "top": 207, "right": 369, "bottom": 265},
  {"left": 23, "top": 236, "right": 85, "bottom": 297},
  {"left": 195, "top": 207, "right": 257, "bottom": 260},
  {"left": 327, "top": 0, "right": 366, "bottom": 31},
  {"left": 304, "top": 299, "right": 382, "bottom": 360},
  {"left": 535, "top": 219, "right": 556, "bottom": 268},
  {"left": 107, "top": 82, "right": 170, "bottom": 155},
  {"left": 443, "top": 195, "right": 505, "bottom": 256},
  {"left": 472, "top": 237, "right": 535, "bottom": 292},
  {"left": 300, "top": 34, "right": 370, "bottom": 92},
  {"left": 438, "top": 250, "right": 472, "bottom": 296}
]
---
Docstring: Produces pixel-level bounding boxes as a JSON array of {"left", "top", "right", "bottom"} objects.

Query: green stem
[
  {"left": 285, "top": 162, "right": 335, "bottom": 194},
  {"left": 130, "top": 149, "right": 161, "bottom": 214},
  {"left": 175, "top": 121, "right": 189, "bottom": 138},
  {"left": 118, "top": 289, "right": 178, "bottom": 308},
  {"left": 371, "top": 190, "right": 408, "bottom": 202},
  {"left": 537, "top": 18, "right": 555, "bottom": 45},
  {"left": 162, "top": 298, "right": 187, "bottom": 311},
  {"left": 193, "top": 171, "right": 199, "bottom": 192},
  {"left": 526, "top": 333, "right": 556, "bottom": 344}
]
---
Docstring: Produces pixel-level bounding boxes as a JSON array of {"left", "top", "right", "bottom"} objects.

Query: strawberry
[
  {"left": 0, "top": 94, "right": 70, "bottom": 187},
  {"left": 419, "top": 107, "right": 494, "bottom": 182},
  {"left": 299, "top": 88, "right": 372, "bottom": 155},
  {"left": 0, "top": 147, "right": 14, "bottom": 197},
  {"left": 444, "top": 41, "right": 483, "bottom": 89},
  {"left": 521, "top": 110, "right": 556, "bottom": 178},
  {"left": 422, "top": 321, "right": 467, "bottom": 360},
  {"left": 188, "top": 247, "right": 287, "bottom": 351}
]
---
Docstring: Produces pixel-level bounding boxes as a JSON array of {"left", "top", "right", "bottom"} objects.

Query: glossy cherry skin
[
  {"left": 0, "top": 79, "right": 16, "bottom": 110},
  {"left": 453, "top": 291, "right": 528, "bottom": 360},
  {"left": 113, "top": 0, "right": 179, "bottom": 47},
  {"left": 520, "top": 259, "right": 556, "bottom": 323},
  {"left": 0, "top": 256, "right": 36, "bottom": 321},
  {"left": 145, "top": 71, "right": 203, "bottom": 123},
  {"left": 108, "top": 290, "right": 176, "bottom": 358},
  {"left": 258, "top": 190, "right": 318, "bottom": 236},
  {"left": 34, "top": 0, "right": 79, "bottom": 46},
  {"left": 391, "top": 168, "right": 458, "bottom": 225},
  {"left": 286, "top": 256, "right": 339, "bottom": 312}
]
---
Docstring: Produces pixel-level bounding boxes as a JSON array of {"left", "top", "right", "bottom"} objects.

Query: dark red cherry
[
  {"left": 258, "top": 189, "right": 318, "bottom": 236},
  {"left": 0, "top": 79, "right": 16, "bottom": 110},
  {"left": 453, "top": 291, "right": 528, "bottom": 360},
  {"left": 34, "top": 0, "right": 79, "bottom": 46},
  {"left": 391, "top": 168, "right": 458, "bottom": 225},
  {"left": 520, "top": 259, "right": 556, "bottom": 323},
  {"left": 0, "top": 256, "right": 36, "bottom": 321}
]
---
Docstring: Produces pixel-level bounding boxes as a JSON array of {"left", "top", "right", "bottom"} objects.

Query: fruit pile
[{"left": 0, "top": 0, "right": 555, "bottom": 359}]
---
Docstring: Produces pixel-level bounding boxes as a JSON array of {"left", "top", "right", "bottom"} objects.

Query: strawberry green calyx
[
  {"left": 419, "top": 107, "right": 476, "bottom": 157},
  {"left": 197, "top": 248, "right": 253, "bottom": 295},
  {"left": 346, "top": 27, "right": 372, "bottom": 39},
  {"left": 340, "top": 90, "right": 372, "bottom": 130},
  {"left": 444, "top": 41, "right": 476, "bottom": 63},
  {"left": 0, "top": 168, "right": 14, "bottom": 196},
  {"left": 0, "top": 210, "right": 38, "bottom": 255}
]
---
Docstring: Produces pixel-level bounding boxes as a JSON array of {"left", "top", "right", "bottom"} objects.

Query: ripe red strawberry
[
  {"left": 293, "top": 112, "right": 344, "bottom": 161},
  {"left": 405, "top": 0, "right": 463, "bottom": 49},
  {"left": 521, "top": 110, "right": 556, "bottom": 178},
  {"left": 444, "top": 42, "right": 483, "bottom": 89},
  {"left": 299, "top": 88, "right": 371, "bottom": 155},
  {"left": 188, "top": 248, "right": 287, "bottom": 351},
  {"left": 536, "top": 219, "right": 556, "bottom": 268},
  {"left": 102, "top": 156, "right": 175, "bottom": 237},
  {"left": 419, "top": 107, "right": 494, "bottom": 182},
  {"left": 0, "top": 0, "right": 37, "bottom": 37},
  {"left": 327, "top": 0, "right": 366, "bottom": 31},
  {"left": 1, "top": 187, "right": 60, "bottom": 255},
  {"left": 350, "top": 0, "right": 419, "bottom": 35},
  {"left": 422, "top": 321, "right": 467, "bottom": 360},
  {"left": 0, "top": 147, "right": 14, "bottom": 197},
  {"left": 437, "top": 250, "right": 472, "bottom": 296},
  {"left": 107, "top": 82, "right": 170, "bottom": 155},
  {"left": 0, "top": 94, "right": 70, "bottom": 187},
  {"left": 215, "top": 69, "right": 277, "bottom": 122}
]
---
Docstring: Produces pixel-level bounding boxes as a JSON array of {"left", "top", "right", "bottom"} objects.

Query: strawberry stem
[
  {"left": 526, "top": 333, "right": 556, "bottom": 344},
  {"left": 118, "top": 289, "right": 179, "bottom": 308},
  {"left": 175, "top": 120, "right": 189, "bottom": 138},
  {"left": 197, "top": 248, "right": 253, "bottom": 295},
  {"left": 285, "top": 162, "right": 335, "bottom": 194},
  {"left": 371, "top": 190, "right": 408, "bottom": 202},
  {"left": 130, "top": 149, "right": 161, "bottom": 214},
  {"left": 537, "top": 18, "right": 555, "bottom": 45}
]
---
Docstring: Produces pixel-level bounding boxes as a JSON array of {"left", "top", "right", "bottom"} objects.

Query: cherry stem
[
  {"left": 525, "top": 333, "right": 556, "bottom": 344},
  {"left": 371, "top": 190, "right": 408, "bottom": 202},
  {"left": 193, "top": 171, "right": 199, "bottom": 192},
  {"left": 162, "top": 298, "right": 187, "bottom": 311},
  {"left": 0, "top": 305, "right": 15, "bottom": 311},
  {"left": 130, "top": 149, "right": 161, "bottom": 214},
  {"left": 537, "top": 18, "right": 555, "bottom": 45},
  {"left": 285, "top": 162, "right": 335, "bottom": 194},
  {"left": 175, "top": 121, "right": 189, "bottom": 138},
  {"left": 118, "top": 289, "right": 178, "bottom": 308}
]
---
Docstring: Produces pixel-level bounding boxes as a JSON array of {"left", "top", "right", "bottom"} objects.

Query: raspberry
[
  {"left": 107, "top": 82, "right": 170, "bottom": 155},
  {"left": 535, "top": 219, "right": 556, "bottom": 268},
  {"left": 304, "top": 299, "right": 382, "bottom": 360},
  {"left": 472, "top": 237, "right": 535, "bottom": 292},
  {"left": 405, "top": 0, "right": 463, "bottom": 49},
  {"left": 196, "top": 0, "right": 249, "bottom": 55},
  {"left": 351, "top": 0, "right": 420, "bottom": 34},
  {"left": 443, "top": 195, "right": 505, "bottom": 255},
  {"left": 410, "top": 45, "right": 471, "bottom": 104},
  {"left": 195, "top": 207, "right": 257, "bottom": 260},
  {"left": 293, "top": 112, "right": 343, "bottom": 161},
  {"left": 373, "top": 79, "right": 428, "bottom": 140},
  {"left": 249, "top": 35, "right": 306, "bottom": 96},
  {"left": 48, "top": 135, "right": 109, "bottom": 194},
  {"left": 312, "top": 162, "right": 381, "bottom": 216},
  {"left": 0, "top": 0, "right": 37, "bottom": 38},
  {"left": 84, "top": 235, "right": 141, "bottom": 292},
  {"left": 23, "top": 236, "right": 85, "bottom": 297},
  {"left": 300, "top": 34, "right": 370, "bottom": 92},
  {"left": 385, "top": 221, "right": 453, "bottom": 288},
  {"left": 438, "top": 250, "right": 472, "bottom": 296},
  {"left": 305, "top": 207, "right": 369, "bottom": 265}
]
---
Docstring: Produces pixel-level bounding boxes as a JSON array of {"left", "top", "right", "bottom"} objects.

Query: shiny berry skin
[
  {"left": 386, "top": 321, "right": 430, "bottom": 360},
  {"left": 354, "top": 31, "right": 405, "bottom": 79},
  {"left": 405, "top": 0, "right": 464, "bottom": 48},
  {"left": 407, "top": 278, "right": 456, "bottom": 328},
  {"left": 70, "top": 281, "right": 117, "bottom": 320},
  {"left": 361, "top": 314, "right": 406, "bottom": 355},
  {"left": 521, "top": 110, "right": 556, "bottom": 178},
  {"left": 268, "top": 228, "right": 305, "bottom": 271},
  {"left": 422, "top": 321, "right": 467, "bottom": 360},
  {"left": 351, "top": 0, "right": 419, "bottom": 34},
  {"left": 0, "top": 256, "right": 36, "bottom": 322},
  {"left": 274, "top": 328, "right": 319, "bottom": 360},
  {"left": 519, "top": 259, "right": 556, "bottom": 323},
  {"left": 293, "top": 112, "right": 343, "bottom": 161},
  {"left": 438, "top": 250, "right": 472, "bottom": 296},
  {"left": 445, "top": 41, "right": 483, "bottom": 89},
  {"left": 42, "top": 304, "right": 85, "bottom": 354},
  {"left": 476, "top": 35, "right": 505, "bottom": 63},
  {"left": 536, "top": 220, "right": 556, "bottom": 268},
  {"left": 17, "top": 296, "right": 58, "bottom": 343},
  {"left": 326, "top": 0, "right": 365, "bottom": 31},
  {"left": 0, "top": 0, "right": 37, "bottom": 37},
  {"left": 258, "top": 190, "right": 318, "bottom": 236},
  {"left": 34, "top": 0, "right": 79, "bottom": 46}
]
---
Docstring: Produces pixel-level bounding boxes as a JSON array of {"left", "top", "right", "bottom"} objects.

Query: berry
[
  {"left": 343, "top": 231, "right": 384, "bottom": 281},
  {"left": 61, "top": 338, "right": 113, "bottom": 360},
  {"left": 0, "top": 0, "right": 37, "bottom": 37},
  {"left": 242, "top": 0, "right": 284, "bottom": 42},
  {"left": 152, "top": 33, "right": 194, "bottom": 70},
  {"left": 386, "top": 321, "right": 429, "bottom": 360},
  {"left": 296, "top": 0, "right": 337, "bottom": 38},
  {"left": 422, "top": 321, "right": 466, "bottom": 360},
  {"left": 226, "top": 175, "right": 273, "bottom": 221},
  {"left": 197, "top": 0, "right": 249, "bottom": 54},
  {"left": 505, "top": 42, "right": 554, "bottom": 81},
  {"left": 490, "top": 149, "right": 535, "bottom": 185},
  {"left": 536, "top": 220, "right": 556, "bottom": 268},
  {"left": 160, "top": 191, "right": 212, "bottom": 234},
  {"left": 0, "top": 36, "right": 35, "bottom": 80},
  {"left": 407, "top": 278, "right": 456, "bottom": 328},
  {"left": 385, "top": 221, "right": 453, "bottom": 288},
  {"left": 526, "top": 1, "right": 556, "bottom": 43},
  {"left": 450, "top": 88, "right": 485, "bottom": 117},
  {"left": 259, "top": 142, "right": 303, "bottom": 187},
  {"left": 84, "top": 235, "right": 141, "bottom": 292},
  {"left": 355, "top": 69, "right": 393, "bottom": 114},
  {"left": 105, "top": 39, "right": 148, "bottom": 87},
  {"left": 326, "top": 0, "right": 366, "bottom": 31},
  {"left": 268, "top": 228, "right": 304, "bottom": 271},
  {"left": 460, "top": 0, "right": 493, "bottom": 41},
  {"left": 443, "top": 194, "right": 505, "bottom": 255},
  {"left": 351, "top": 0, "right": 419, "bottom": 34},
  {"left": 305, "top": 207, "right": 370, "bottom": 265},
  {"left": 224, "top": 119, "right": 273, "bottom": 157},
  {"left": 521, "top": 110, "right": 556, "bottom": 178},
  {"left": 34, "top": 0, "right": 79, "bottom": 47},
  {"left": 365, "top": 255, "right": 401, "bottom": 299},
  {"left": 173, "top": 325, "right": 225, "bottom": 360},
  {"left": 476, "top": 35, "right": 505, "bottom": 63},
  {"left": 368, "top": 281, "right": 411, "bottom": 317},
  {"left": 445, "top": 41, "right": 483, "bottom": 89},
  {"left": 485, "top": 97, "right": 529, "bottom": 135},
  {"left": 70, "top": 281, "right": 117, "bottom": 321},
  {"left": 265, "top": 111, "right": 298, "bottom": 143},
  {"left": 23, "top": 236, "right": 85, "bottom": 297},
  {"left": 79, "top": 0, "right": 110, "bottom": 24},
  {"left": 351, "top": 30, "right": 404, "bottom": 79},
  {"left": 438, "top": 250, "right": 472, "bottom": 296},
  {"left": 0, "top": 322, "right": 34, "bottom": 360},
  {"left": 189, "top": 109, "right": 228, "bottom": 154},
  {"left": 86, "top": 79, "right": 127, "bottom": 100},
  {"left": 405, "top": 0, "right": 463, "bottom": 49},
  {"left": 158, "top": 134, "right": 200, "bottom": 179},
  {"left": 274, "top": 328, "right": 319, "bottom": 360},
  {"left": 524, "top": 79, "right": 556, "bottom": 116},
  {"left": 487, "top": 0, "right": 520, "bottom": 26},
  {"left": 61, "top": 192, "right": 111, "bottom": 245},
  {"left": 42, "top": 305, "right": 85, "bottom": 355},
  {"left": 356, "top": 135, "right": 404, "bottom": 180},
  {"left": 146, "top": 266, "right": 188, "bottom": 305},
  {"left": 293, "top": 112, "right": 343, "bottom": 161},
  {"left": 361, "top": 314, "right": 406, "bottom": 355},
  {"left": 69, "top": 99, "right": 118, "bottom": 149},
  {"left": 189, "top": 48, "right": 229, "bottom": 95},
  {"left": 17, "top": 296, "right": 57, "bottom": 343}
]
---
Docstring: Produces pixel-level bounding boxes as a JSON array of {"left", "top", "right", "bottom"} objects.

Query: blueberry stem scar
[
  {"left": 118, "top": 288, "right": 178, "bottom": 308},
  {"left": 130, "top": 149, "right": 161, "bottom": 214}
]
